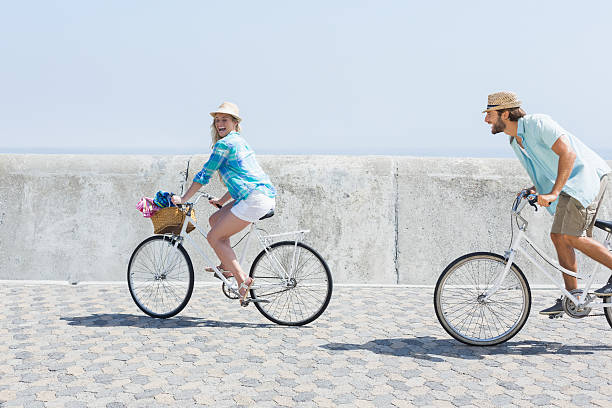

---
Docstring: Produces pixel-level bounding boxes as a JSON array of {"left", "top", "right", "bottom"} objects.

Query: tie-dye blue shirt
[{"left": 193, "top": 132, "right": 276, "bottom": 202}]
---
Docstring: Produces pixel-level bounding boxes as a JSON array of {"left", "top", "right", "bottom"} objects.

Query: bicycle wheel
[
  {"left": 604, "top": 274, "right": 612, "bottom": 328},
  {"left": 249, "top": 241, "right": 332, "bottom": 326},
  {"left": 434, "top": 252, "right": 531, "bottom": 346},
  {"left": 127, "top": 235, "right": 194, "bottom": 318}
]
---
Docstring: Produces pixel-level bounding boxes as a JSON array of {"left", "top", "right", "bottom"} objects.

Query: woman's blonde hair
[
  {"left": 210, "top": 115, "right": 241, "bottom": 147},
  {"left": 210, "top": 114, "right": 241, "bottom": 184}
]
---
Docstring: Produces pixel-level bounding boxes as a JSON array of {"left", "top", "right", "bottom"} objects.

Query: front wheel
[
  {"left": 249, "top": 241, "right": 332, "bottom": 326},
  {"left": 434, "top": 252, "right": 531, "bottom": 346},
  {"left": 127, "top": 235, "right": 194, "bottom": 318},
  {"left": 604, "top": 274, "right": 612, "bottom": 328}
]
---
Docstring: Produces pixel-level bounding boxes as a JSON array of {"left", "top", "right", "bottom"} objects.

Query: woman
[{"left": 172, "top": 102, "right": 276, "bottom": 305}]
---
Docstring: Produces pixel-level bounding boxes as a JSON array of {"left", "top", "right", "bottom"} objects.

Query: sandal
[
  {"left": 238, "top": 277, "right": 254, "bottom": 307},
  {"left": 205, "top": 265, "right": 233, "bottom": 280}
]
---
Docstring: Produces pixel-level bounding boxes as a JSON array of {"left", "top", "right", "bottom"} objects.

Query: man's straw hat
[
  {"left": 482, "top": 91, "right": 522, "bottom": 113},
  {"left": 210, "top": 101, "right": 242, "bottom": 122}
]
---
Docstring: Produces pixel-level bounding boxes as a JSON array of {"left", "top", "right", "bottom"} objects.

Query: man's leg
[
  {"left": 566, "top": 235, "right": 612, "bottom": 268},
  {"left": 550, "top": 233, "right": 578, "bottom": 291},
  {"left": 568, "top": 175, "right": 612, "bottom": 295},
  {"left": 539, "top": 194, "right": 576, "bottom": 315},
  {"left": 566, "top": 234, "right": 612, "bottom": 296}
]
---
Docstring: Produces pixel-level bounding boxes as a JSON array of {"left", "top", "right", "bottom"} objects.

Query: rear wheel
[
  {"left": 127, "top": 235, "right": 194, "bottom": 318},
  {"left": 434, "top": 252, "right": 531, "bottom": 346},
  {"left": 249, "top": 241, "right": 332, "bottom": 326}
]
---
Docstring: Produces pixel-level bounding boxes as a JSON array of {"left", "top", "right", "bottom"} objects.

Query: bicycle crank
[
  {"left": 562, "top": 289, "right": 593, "bottom": 318},
  {"left": 222, "top": 282, "right": 239, "bottom": 299}
]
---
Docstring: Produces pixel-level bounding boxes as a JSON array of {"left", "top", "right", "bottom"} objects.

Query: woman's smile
[{"left": 214, "top": 113, "right": 236, "bottom": 137}]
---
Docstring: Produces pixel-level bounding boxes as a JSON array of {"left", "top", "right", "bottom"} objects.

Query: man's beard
[{"left": 491, "top": 117, "right": 506, "bottom": 134}]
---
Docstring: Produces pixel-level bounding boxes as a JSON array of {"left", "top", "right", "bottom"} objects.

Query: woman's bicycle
[
  {"left": 434, "top": 190, "right": 612, "bottom": 346},
  {"left": 127, "top": 192, "right": 333, "bottom": 326}
]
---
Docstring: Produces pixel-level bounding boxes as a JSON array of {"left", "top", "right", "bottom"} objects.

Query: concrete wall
[{"left": 1, "top": 154, "right": 610, "bottom": 285}]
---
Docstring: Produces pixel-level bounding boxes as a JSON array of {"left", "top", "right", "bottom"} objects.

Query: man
[{"left": 483, "top": 91, "right": 612, "bottom": 315}]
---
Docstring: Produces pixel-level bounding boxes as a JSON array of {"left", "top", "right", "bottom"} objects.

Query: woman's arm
[
  {"left": 172, "top": 182, "right": 203, "bottom": 205},
  {"left": 172, "top": 140, "right": 230, "bottom": 205},
  {"left": 209, "top": 190, "right": 232, "bottom": 207},
  {"left": 192, "top": 141, "right": 229, "bottom": 186}
]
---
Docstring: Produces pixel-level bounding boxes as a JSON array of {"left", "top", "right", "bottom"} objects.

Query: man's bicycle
[
  {"left": 127, "top": 193, "right": 333, "bottom": 326},
  {"left": 434, "top": 190, "right": 612, "bottom": 346}
]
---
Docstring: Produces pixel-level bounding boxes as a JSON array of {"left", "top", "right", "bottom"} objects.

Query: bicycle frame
[
  {"left": 484, "top": 192, "right": 612, "bottom": 309},
  {"left": 166, "top": 195, "right": 310, "bottom": 294}
]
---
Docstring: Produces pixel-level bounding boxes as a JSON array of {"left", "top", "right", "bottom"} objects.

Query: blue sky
[{"left": 1, "top": 1, "right": 611, "bottom": 158}]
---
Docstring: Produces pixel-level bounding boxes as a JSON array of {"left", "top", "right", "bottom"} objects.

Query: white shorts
[{"left": 231, "top": 190, "right": 275, "bottom": 223}]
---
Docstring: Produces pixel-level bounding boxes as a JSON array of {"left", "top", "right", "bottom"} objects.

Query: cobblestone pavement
[{"left": 0, "top": 282, "right": 610, "bottom": 407}]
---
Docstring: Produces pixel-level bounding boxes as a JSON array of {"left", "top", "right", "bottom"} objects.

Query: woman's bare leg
[
  {"left": 206, "top": 210, "right": 252, "bottom": 293},
  {"left": 208, "top": 202, "right": 235, "bottom": 270}
]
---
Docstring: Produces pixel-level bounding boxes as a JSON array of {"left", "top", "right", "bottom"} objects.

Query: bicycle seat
[
  {"left": 594, "top": 219, "right": 612, "bottom": 233},
  {"left": 258, "top": 209, "right": 275, "bottom": 221}
]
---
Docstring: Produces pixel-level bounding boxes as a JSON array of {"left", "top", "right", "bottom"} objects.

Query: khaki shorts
[{"left": 551, "top": 174, "right": 609, "bottom": 237}]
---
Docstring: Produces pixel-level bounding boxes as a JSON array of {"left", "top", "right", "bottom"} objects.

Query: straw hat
[
  {"left": 482, "top": 91, "right": 522, "bottom": 113},
  {"left": 210, "top": 101, "right": 242, "bottom": 122}
]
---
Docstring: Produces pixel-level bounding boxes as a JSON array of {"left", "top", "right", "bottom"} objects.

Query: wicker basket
[{"left": 151, "top": 207, "right": 196, "bottom": 235}]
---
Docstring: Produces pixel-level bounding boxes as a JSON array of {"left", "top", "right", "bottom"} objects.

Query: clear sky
[{"left": 1, "top": 1, "right": 611, "bottom": 158}]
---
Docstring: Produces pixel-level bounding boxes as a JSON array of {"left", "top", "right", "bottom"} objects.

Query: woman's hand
[
  {"left": 208, "top": 197, "right": 224, "bottom": 208},
  {"left": 171, "top": 195, "right": 183, "bottom": 205}
]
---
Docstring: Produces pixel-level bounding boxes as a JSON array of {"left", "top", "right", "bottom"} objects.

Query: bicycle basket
[{"left": 150, "top": 207, "right": 196, "bottom": 235}]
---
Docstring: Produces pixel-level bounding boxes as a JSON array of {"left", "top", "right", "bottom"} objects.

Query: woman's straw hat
[
  {"left": 210, "top": 101, "right": 242, "bottom": 122},
  {"left": 482, "top": 91, "right": 522, "bottom": 113}
]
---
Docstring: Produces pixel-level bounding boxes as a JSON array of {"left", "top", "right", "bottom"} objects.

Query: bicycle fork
[{"left": 481, "top": 230, "right": 524, "bottom": 301}]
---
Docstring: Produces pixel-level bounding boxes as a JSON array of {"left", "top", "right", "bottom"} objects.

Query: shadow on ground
[
  {"left": 321, "top": 336, "right": 612, "bottom": 361},
  {"left": 60, "top": 313, "right": 288, "bottom": 329}
]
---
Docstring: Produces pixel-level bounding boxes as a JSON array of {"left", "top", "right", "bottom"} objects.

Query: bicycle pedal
[
  {"left": 248, "top": 298, "right": 270, "bottom": 304},
  {"left": 548, "top": 313, "right": 564, "bottom": 319}
]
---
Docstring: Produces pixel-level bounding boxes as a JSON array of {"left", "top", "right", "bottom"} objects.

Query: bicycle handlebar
[
  {"left": 525, "top": 191, "right": 538, "bottom": 209},
  {"left": 179, "top": 192, "right": 223, "bottom": 209},
  {"left": 513, "top": 189, "right": 539, "bottom": 213}
]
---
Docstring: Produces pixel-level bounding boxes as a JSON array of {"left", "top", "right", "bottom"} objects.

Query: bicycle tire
[
  {"left": 127, "top": 235, "right": 194, "bottom": 318},
  {"left": 434, "top": 252, "right": 531, "bottom": 346},
  {"left": 604, "top": 274, "right": 612, "bottom": 329},
  {"left": 249, "top": 241, "right": 332, "bottom": 326}
]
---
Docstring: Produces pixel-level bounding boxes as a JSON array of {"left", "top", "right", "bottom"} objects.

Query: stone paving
[{"left": 0, "top": 282, "right": 610, "bottom": 407}]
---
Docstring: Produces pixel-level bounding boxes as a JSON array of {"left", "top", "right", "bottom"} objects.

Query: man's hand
[{"left": 537, "top": 193, "right": 558, "bottom": 207}]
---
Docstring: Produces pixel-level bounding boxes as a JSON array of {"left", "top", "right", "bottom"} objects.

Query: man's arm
[{"left": 538, "top": 135, "right": 576, "bottom": 207}]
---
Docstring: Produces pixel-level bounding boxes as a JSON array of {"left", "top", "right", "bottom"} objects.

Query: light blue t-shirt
[{"left": 511, "top": 114, "right": 610, "bottom": 215}]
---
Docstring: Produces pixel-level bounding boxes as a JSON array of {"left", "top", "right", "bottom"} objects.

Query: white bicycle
[
  {"left": 127, "top": 192, "right": 333, "bottom": 326},
  {"left": 434, "top": 190, "right": 612, "bottom": 346}
]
